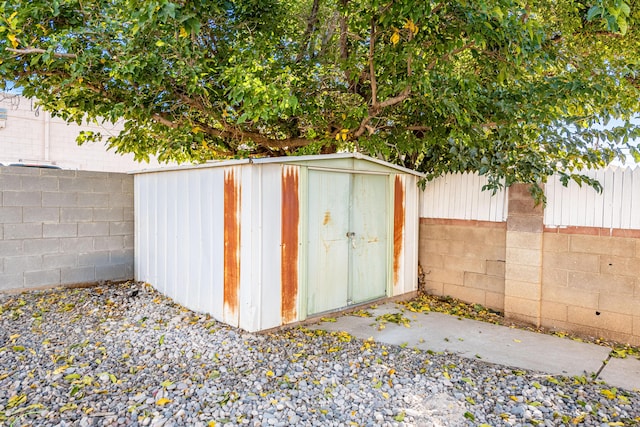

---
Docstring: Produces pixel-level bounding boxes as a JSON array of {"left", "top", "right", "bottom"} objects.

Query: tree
[{"left": 1, "top": 0, "right": 639, "bottom": 195}]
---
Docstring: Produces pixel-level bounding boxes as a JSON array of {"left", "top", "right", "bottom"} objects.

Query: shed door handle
[{"left": 346, "top": 231, "right": 356, "bottom": 248}]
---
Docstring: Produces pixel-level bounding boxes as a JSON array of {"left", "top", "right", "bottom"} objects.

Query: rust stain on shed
[
  {"left": 322, "top": 211, "right": 331, "bottom": 225},
  {"left": 224, "top": 168, "right": 241, "bottom": 322},
  {"left": 281, "top": 166, "right": 299, "bottom": 324},
  {"left": 393, "top": 175, "right": 405, "bottom": 288}
]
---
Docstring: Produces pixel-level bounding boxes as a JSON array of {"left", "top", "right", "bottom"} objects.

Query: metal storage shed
[{"left": 134, "top": 153, "right": 423, "bottom": 332}]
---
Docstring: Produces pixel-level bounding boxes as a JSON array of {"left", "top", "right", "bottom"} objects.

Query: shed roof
[{"left": 131, "top": 152, "right": 425, "bottom": 177}]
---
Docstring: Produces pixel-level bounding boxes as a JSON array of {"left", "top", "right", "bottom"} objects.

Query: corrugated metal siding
[
  {"left": 281, "top": 165, "right": 300, "bottom": 324},
  {"left": 393, "top": 175, "right": 405, "bottom": 293},
  {"left": 420, "top": 172, "right": 508, "bottom": 222},
  {"left": 544, "top": 166, "right": 640, "bottom": 229},
  {"left": 135, "top": 155, "right": 420, "bottom": 331},
  {"left": 135, "top": 169, "right": 227, "bottom": 321},
  {"left": 258, "top": 164, "right": 285, "bottom": 330},
  {"left": 223, "top": 167, "right": 241, "bottom": 325},
  {"left": 396, "top": 174, "right": 420, "bottom": 296},
  {"left": 135, "top": 164, "right": 296, "bottom": 332}
]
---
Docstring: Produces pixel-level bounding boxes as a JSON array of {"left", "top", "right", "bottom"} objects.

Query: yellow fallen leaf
[
  {"left": 7, "top": 394, "right": 27, "bottom": 409},
  {"left": 513, "top": 339, "right": 521, "bottom": 343},
  {"left": 601, "top": 389, "right": 616, "bottom": 399},
  {"left": 53, "top": 365, "right": 70, "bottom": 375},
  {"left": 156, "top": 397, "right": 172, "bottom": 406},
  {"left": 265, "top": 370, "right": 274, "bottom": 377}
]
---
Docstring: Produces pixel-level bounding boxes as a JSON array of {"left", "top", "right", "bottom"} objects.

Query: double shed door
[{"left": 307, "top": 169, "right": 389, "bottom": 316}]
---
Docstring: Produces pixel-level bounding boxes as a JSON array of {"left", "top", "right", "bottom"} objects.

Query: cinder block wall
[
  {"left": 419, "top": 218, "right": 506, "bottom": 311},
  {"left": 542, "top": 229, "right": 640, "bottom": 345},
  {"left": 419, "top": 184, "right": 640, "bottom": 346},
  {"left": 0, "top": 166, "right": 133, "bottom": 292}
]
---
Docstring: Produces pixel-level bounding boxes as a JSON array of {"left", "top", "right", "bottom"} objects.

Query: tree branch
[
  {"left": 339, "top": 0, "right": 349, "bottom": 59},
  {"left": 6, "top": 48, "right": 77, "bottom": 59},
  {"left": 431, "top": 2, "right": 445, "bottom": 15},
  {"left": 369, "top": 18, "right": 378, "bottom": 108},
  {"left": 296, "top": 0, "right": 321, "bottom": 62}
]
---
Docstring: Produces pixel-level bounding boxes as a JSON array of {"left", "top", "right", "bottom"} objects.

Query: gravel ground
[{"left": 1, "top": 281, "right": 639, "bottom": 427}]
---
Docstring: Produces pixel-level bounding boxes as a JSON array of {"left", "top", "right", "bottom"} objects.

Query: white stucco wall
[{"left": 0, "top": 94, "right": 175, "bottom": 172}]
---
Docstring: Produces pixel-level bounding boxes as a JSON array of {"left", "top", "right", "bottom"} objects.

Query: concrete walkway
[{"left": 309, "top": 302, "right": 640, "bottom": 392}]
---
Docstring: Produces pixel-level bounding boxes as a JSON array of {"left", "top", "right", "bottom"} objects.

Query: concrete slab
[
  {"left": 598, "top": 357, "right": 640, "bottom": 392},
  {"left": 309, "top": 302, "right": 640, "bottom": 391}
]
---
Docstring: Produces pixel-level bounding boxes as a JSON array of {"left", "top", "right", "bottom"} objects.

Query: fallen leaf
[
  {"left": 156, "top": 397, "right": 172, "bottom": 406},
  {"left": 7, "top": 394, "right": 27, "bottom": 409}
]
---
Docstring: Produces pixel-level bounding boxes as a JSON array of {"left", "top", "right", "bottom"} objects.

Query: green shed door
[
  {"left": 307, "top": 170, "right": 388, "bottom": 316},
  {"left": 349, "top": 173, "right": 388, "bottom": 304}
]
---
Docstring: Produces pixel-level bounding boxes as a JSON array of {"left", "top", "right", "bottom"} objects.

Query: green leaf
[
  {"left": 586, "top": 6, "right": 602, "bottom": 21},
  {"left": 1, "top": 0, "right": 638, "bottom": 191},
  {"left": 64, "top": 373, "right": 81, "bottom": 381}
]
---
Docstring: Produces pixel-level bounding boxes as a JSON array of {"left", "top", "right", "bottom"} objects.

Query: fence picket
[
  {"left": 420, "top": 172, "right": 507, "bottom": 222},
  {"left": 632, "top": 168, "right": 640, "bottom": 229},
  {"left": 421, "top": 166, "right": 638, "bottom": 230},
  {"left": 542, "top": 165, "right": 639, "bottom": 230}
]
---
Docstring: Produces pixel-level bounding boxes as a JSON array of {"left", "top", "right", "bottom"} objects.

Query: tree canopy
[{"left": 1, "top": 0, "right": 639, "bottom": 193}]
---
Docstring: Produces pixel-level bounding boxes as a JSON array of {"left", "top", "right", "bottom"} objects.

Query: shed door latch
[{"left": 346, "top": 231, "right": 356, "bottom": 248}]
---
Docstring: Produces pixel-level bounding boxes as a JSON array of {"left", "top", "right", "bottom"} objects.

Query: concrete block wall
[
  {"left": 419, "top": 218, "right": 506, "bottom": 312},
  {"left": 0, "top": 166, "right": 134, "bottom": 292},
  {"left": 419, "top": 182, "right": 640, "bottom": 346},
  {"left": 504, "top": 184, "right": 544, "bottom": 326},
  {"left": 541, "top": 228, "right": 640, "bottom": 345}
]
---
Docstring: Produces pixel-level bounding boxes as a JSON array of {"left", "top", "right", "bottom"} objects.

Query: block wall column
[{"left": 504, "top": 184, "right": 544, "bottom": 326}]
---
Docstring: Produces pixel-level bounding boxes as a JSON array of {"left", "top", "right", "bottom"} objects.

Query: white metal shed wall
[
  {"left": 135, "top": 163, "right": 297, "bottom": 331},
  {"left": 393, "top": 173, "right": 420, "bottom": 296},
  {"left": 135, "top": 168, "right": 226, "bottom": 320},
  {"left": 135, "top": 154, "right": 421, "bottom": 332}
]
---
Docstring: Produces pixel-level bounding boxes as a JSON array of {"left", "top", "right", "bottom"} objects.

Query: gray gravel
[{"left": 1, "top": 281, "right": 638, "bottom": 427}]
